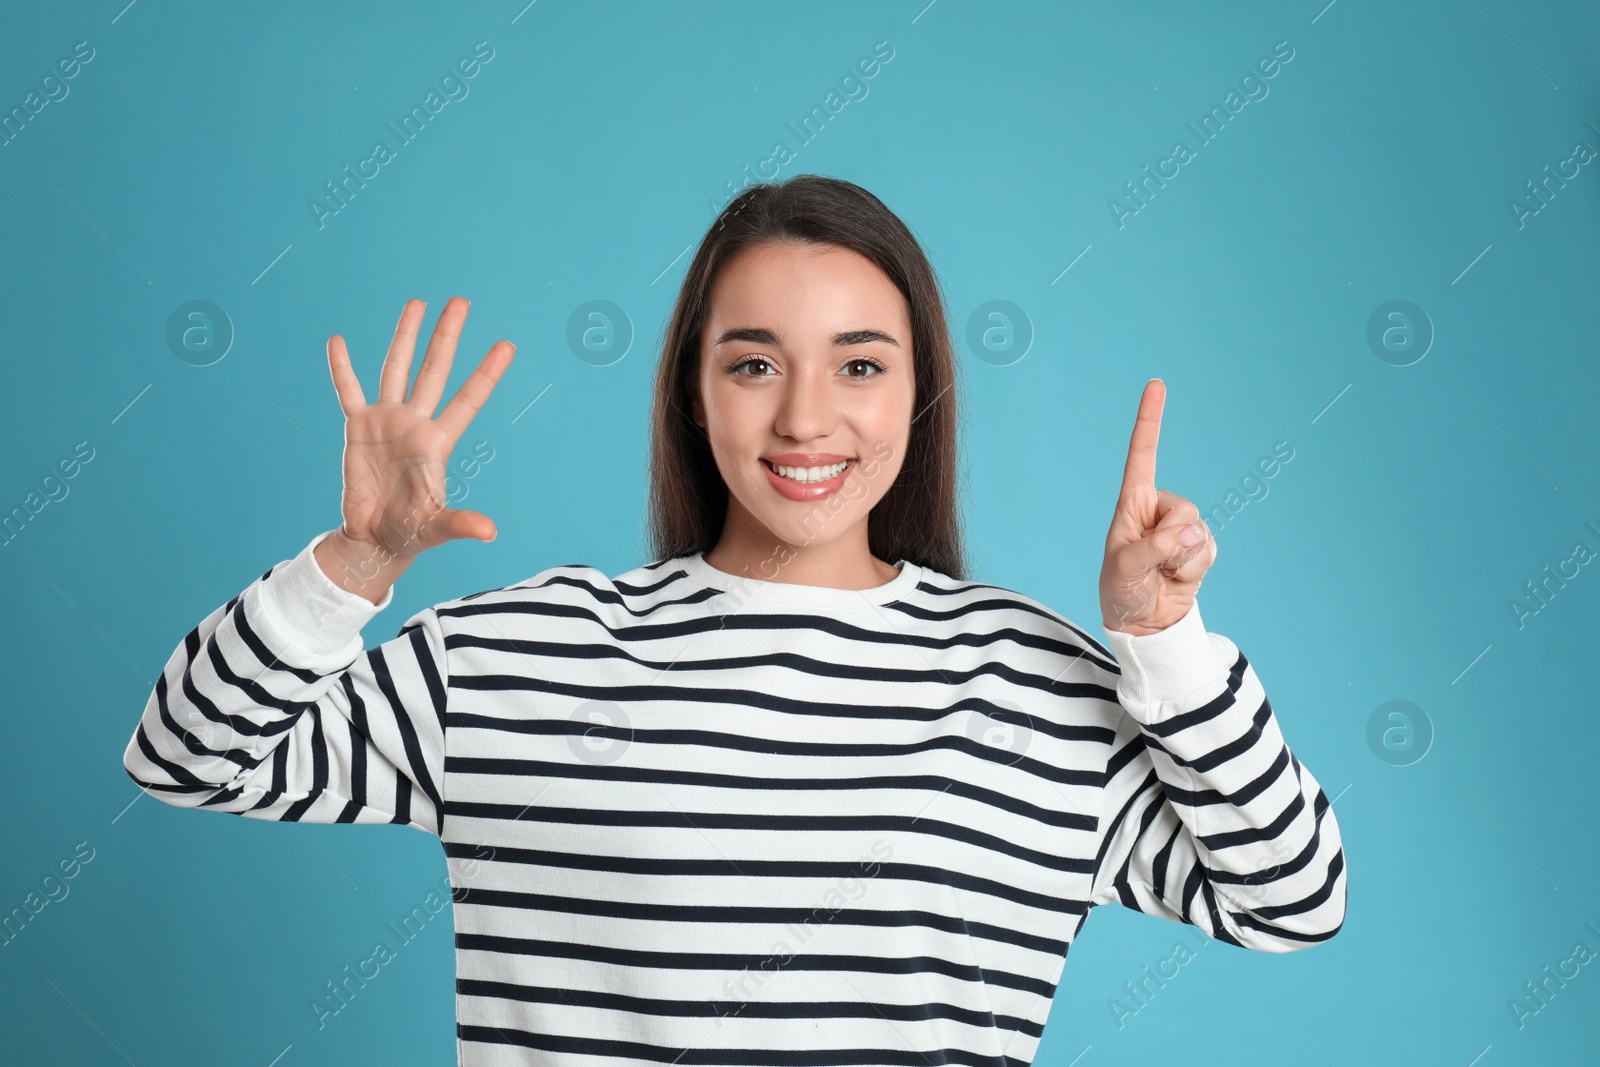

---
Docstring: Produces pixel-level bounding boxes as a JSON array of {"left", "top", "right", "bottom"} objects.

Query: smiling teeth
[{"left": 772, "top": 460, "right": 849, "bottom": 483}]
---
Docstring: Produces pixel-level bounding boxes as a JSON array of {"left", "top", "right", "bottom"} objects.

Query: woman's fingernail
[{"left": 1179, "top": 524, "right": 1204, "bottom": 546}]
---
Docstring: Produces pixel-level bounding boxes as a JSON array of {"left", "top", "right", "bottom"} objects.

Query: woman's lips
[{"left": 760, "top": 458, "right": 854, "bottom": 501}]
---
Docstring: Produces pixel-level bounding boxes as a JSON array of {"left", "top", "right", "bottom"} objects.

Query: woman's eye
[
  {"left": 730, "top": 357, "right": 773, "bottom": 376},
  {"left": 728, "top": 356, "right": 884, "bottom": 378}
]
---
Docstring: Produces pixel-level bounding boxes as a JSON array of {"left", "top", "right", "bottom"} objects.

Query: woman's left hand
[{"left": 1099, "top": 379, "right": 1217, "bottom": 636}]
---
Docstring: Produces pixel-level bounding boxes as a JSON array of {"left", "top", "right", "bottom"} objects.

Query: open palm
[{"left": 327, "top": 296, "right": 514, "bottom": 559}]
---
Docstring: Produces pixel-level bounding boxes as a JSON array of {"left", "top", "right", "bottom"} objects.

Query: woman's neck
[{"left": 703, "top": 520, "right": 898, "bottom": 591}]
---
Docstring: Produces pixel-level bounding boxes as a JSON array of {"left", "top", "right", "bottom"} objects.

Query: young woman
[{"left": 124, "top": 175, "right": 1346, "bottom": 1065}]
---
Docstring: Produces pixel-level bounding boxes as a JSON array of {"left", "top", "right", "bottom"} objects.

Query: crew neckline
[{"left": 675, "top": 550, "right": 922, "bottom": 610}]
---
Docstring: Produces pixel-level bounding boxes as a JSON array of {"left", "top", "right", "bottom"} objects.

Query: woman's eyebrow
[{"left": 713, "top": 326, "right": 901, "bottom": 348}]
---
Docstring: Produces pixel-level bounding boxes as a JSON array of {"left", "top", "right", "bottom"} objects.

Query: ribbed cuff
[
  {"left": 250, "top": 530, "right": 395, "bottom": 672},
  {"left": 1102, "top": 599, "right": 1227, "bottom": 710}
]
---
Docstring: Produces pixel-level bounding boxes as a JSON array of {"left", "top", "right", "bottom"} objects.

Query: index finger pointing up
[{"left": 1118, "top": 378, "right": 1166, "bottom": 500}]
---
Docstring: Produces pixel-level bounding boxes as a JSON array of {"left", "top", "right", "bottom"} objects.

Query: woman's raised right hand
[{"left": 316, "top": 297, "right": 514, "bottom": 599}]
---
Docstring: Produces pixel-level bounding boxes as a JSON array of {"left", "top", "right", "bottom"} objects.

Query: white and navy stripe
[{"left": 125, "top": 531, "right": 1346, "bottom": 1065}]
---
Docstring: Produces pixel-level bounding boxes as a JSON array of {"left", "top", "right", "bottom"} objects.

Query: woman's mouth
[{"left": 759, "top": 457, "right": 854, "bottom": 501}]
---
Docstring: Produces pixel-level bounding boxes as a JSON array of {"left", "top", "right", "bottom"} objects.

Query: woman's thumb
[
  {"left": 1143, "top": 519, "right": 1206, "bottom": 571},
  {"left": 442, "top": 508, "right": 497, "bottom": 544}
]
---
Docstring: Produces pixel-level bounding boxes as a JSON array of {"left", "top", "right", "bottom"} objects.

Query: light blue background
[{"left": 3, "top": 1, "right": 1597, "bottom": 1064}]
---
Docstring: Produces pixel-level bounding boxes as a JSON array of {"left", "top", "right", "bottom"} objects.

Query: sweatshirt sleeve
[
  {"left": 1089, "top": 599, "right": 1346, "bottom": 951},
  {"left": 122, "top": 530, "right": 449, "bottom": 837}
]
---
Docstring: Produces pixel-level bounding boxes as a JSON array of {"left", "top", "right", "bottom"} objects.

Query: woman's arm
[
  {"left": 122, "top": 297, "right": 515, "bottom": 836},
  {"left": 121, "top": 530, "right": 448, "bottom": 835},
  {"left": 1091, "top": 599, "right": 1347, "bottom": 951}
]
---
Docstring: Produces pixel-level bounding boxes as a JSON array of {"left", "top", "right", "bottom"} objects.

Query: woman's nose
[{"left": 772, "top": 372, "right": 833, "bottom": 441}]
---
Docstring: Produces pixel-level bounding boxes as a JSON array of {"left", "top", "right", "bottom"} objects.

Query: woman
[{"left": 124, "top": 175, "right": 1345, "bottom": 1064}]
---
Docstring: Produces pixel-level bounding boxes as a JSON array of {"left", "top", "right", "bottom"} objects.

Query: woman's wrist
[{"left": 313, "top": 529, "right": 415, "bottom": 606}]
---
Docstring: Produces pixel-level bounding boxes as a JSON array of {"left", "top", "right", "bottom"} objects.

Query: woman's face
[{"left": 693, "top": 241, "right": 915, "bottom": 552}]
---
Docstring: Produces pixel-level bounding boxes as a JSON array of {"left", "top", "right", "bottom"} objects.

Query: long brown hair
[{"left": 644, "top": 173, "right": 969, "bottom": 581}]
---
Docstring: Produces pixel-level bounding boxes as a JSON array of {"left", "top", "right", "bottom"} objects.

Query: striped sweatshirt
[{"left": 123, "top": 530, "right": 1347, "bottom": 1066}]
